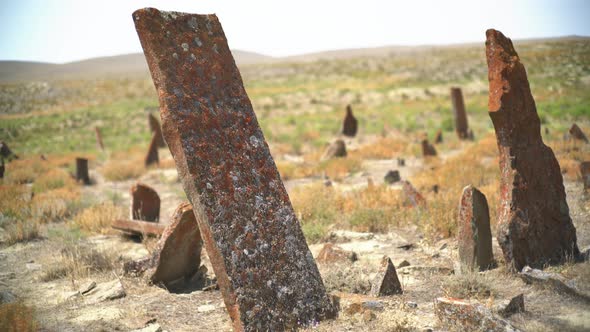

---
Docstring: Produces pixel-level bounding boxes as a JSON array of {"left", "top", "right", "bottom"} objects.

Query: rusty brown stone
[
  {"left": 421, "top": 139, "right": 437, "bottom": 157},
  {"left": 130, "top": 182, "right": 160, "bottom": 222},
  {"left": 75, "top": 157, "right": 91, "bottom": 185},
  {"left": 133, "top": 8, "right": 335, "bottom": 330},
  {"left": 342, "top": 104, "right": 358, "bottom": 137},
  {"left": 370, "top": 256, "right": 402, "bottom": 296},
  {"left": 148, "top": 112, "right": 166, "bottom": 147},
  {"left": 434, "top": 297, "right": 517, "bottom": 331},
  {"left": 581, "top": 161, "right": 590, "bottom": 191},
  {"left": 322, "top": 139, "right": 347, "bottom": 160},
  {"left": 401, "top": 181, "right": 426, "bottom": 207},
  {"left": 451, "top": 87, "right": 469, "bottom": 139},
  {"left": 145, "top": 132, "right": 159, "bottom": 167},
  {"left": 457, "top": 185, "right": 494, "bottom": 273},
  {"left": 95, "top": 127, "right": 105, "bottom": 151},
  {"left": 485, "top": 29, "right": 579, "bottom": 271},
  {"left": 569, "top": 123, "right": 588, "bottom": 143},
  {"left": 316, "top": 243, "right": 358, "bottom": 264},
  {"left": 434, "top": 129, "right": 443, "bottom": 144},
  {"left": 112, "top": 219, "right": 166, "bottom": 236}
]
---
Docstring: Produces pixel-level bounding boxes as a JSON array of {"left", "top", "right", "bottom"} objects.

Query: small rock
[
  {"left": 384, "top": 170, "right": 401, "bottom": 184},
  {"left": 397, "top": 243, "right": 414, "bottom": 251},
  {"left": 316, "top": 243, "right": 358, "bottom": 264},
  {"left": 83, "top": 279, "right": 126, "bottom": 304},
  {"left": 361, "top": 300, "right": 385, "bottom": 312},
  {"left": 197, "top": 304, "right": 216, "bottom": 313},
  {"left": 370, "top": 256, "right": 402, "bottom": 296},
  {"left": 397, "top": 260, "right": 411, "bottom": 268},
  {"left": 131, "top": 323, "right": 163, "bottom": 332},
  {"left": 406, "top": 301, "right": 418, "bottom": 309},
  {"left": 495, "top": 294, "right": 525, "bottom": 317},
  {"left": 321, "top": 140, "right": 347, "bottom": 160}
]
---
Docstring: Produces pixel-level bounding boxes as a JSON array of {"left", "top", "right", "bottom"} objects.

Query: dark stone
[
  {"left": 569, "top": 123, "right": 588, "bottom": 143},
  {"left": 421, "top": 139, "right": 437, "bottom": 157},
  {"left": 496, "top": 294, "right": 525, "bottom": 317},
  {"left": 485, "top": 29, "right": 579, "bottom": 270},
  {"left": 397, "top": 158, "right": 405, "bottom": 167},
  {"left": 148, "top": 112, "right": 166, "bottom": 147},
  {"left": 130, "top": 182, "right": 160, "bottom": 222},
  {"left": 75, "top": 158, "right": 91, "bottom": 185},
  {"left": 133, "top": 8, "right": 335, "bottom": 330},
  {"left": 457, "top": 185, "right": 494, "bottom": 273},
  {"left": 95, "top": 126, "right": 105, "bottom": 151},
  {"left": 581, "top": 161, "right": 590, "bottom": 191},
  {"left": 0, "top": 141, "right": 18, "bottom": 161},
  {"left": 384, "top": 170, "right": 400, "bottom": 184},
  {"left": 145, "top": 132, "right": 159, "bottom": 166},
  {"left": 342, "top": 104, "right": 358, "bottom": 137},
  {"left": 370, "top": 256, "right": 402, "bottom": 296},
  {"left": 0, "top": 158, "right": 4, "bottom": 179},
  {"left": 322, "top": 139, "right": 347, "bottom": 160},
  {"left": 434, "top": 129, "right": 443, "bottom": 144},
  {"left": 432, "top": 184, "right": 439, "bottom": 194},
  {"left": 450, "top": 87, "right": 470, "bottom": 139}
]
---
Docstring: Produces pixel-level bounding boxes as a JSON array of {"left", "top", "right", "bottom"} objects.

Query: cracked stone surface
[
  {"left": 133, "top": 7, "right": 335, "bottom": 331},
  {"left": 485, "top": 29, "right": 580, "bottom": 271}
]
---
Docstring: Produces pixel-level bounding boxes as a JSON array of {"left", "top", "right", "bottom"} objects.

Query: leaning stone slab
[
  {"left": 133, "top": 8, "right": 335, "bottom": 330},
  {"left": 457, "top": 185, "right": 494, "bottom": 273},
  {"left": 435, "top": 297, "right": 519, "bottom": 332},
  {"left": 145, "top": 132, "right": 160, "bottom": 166},
  {"left": 485, "top": 29, "right": 579, "bottom": 271},
  {"left": 370, "top": 256, "right": 402, "bottom": 296},
  {"left": 148, "top": 112, "right": 166, "bottom": 147},
  {"left": 112, "top": 219, "right": 166, "bottom": 236},
  {"left": 130, "top": 183, "right": 160, "bottom": 222},
  {"left": 519, "top": 266, "right": 590, "bottom": 303},
  {"left": 569, "top": 123, "right": 589, "bottom": 143},
  {"left": 342, "top": 104, "right": 358, "bottom": 137}
]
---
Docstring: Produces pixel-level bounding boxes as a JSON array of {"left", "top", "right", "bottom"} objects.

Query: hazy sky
[{"left": 1, "top": 0, "right": 589, "bottom": 63}]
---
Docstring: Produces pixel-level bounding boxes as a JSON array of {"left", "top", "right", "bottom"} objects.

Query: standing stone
[
  {"left": 95, "top": 127, "right": 105, "bottom": 151},
  {"left": 581, "top": 161, "right": 590, "bottom": 191},
  {"left": 0, "top": 158, "right": 4, "bottom": 179},
  {"left": 145, "top": 132, "right": 159, "bottom": 167},
  {"left": 401, "top": 181, "right": 426, "bottom": 207},
  {"left": 321, "top": 139, "right": 347, "bottom": 160},
  {"left": 342, "top": 104, "right": 358, "bottom": 137},
  {"left": 450, "top": 87, "right": 469, "bottom": 139},
  {"left": 569, "top": 124, "right": 589, "bottom": 143},
  {"left": 133, "top": 8, "right": 335, "bottom": 331},
  {"left": 384, "top": 170, "right": 400, "bottom": 184},
  {"left": 397, "top": 158, "right": 405, "bottom": 167},
  {"left": 434, "top": 129, "right": 443, "bottom": 144},
  {"left": 0, "top": 141, "right": 17, "bottom": 160},
  {"left": 421, "top": 139, "right": 437, "bottom": 157},
  {"left": 75, "top": 158, "right": 91, "bottom": 185},
  {"left": 148, "top": 112, "right": 166, "bottom": 147},
  {"left": 457, "top": 185, "right": 494, "bottom": 272},
  {"left": 485, "top": 29, "right": 579, "bottom": 270},
  {"left": 370, "top": 256, "right": 402, "bottom": 296},
  {"left": 130, "top": 182, "right": 160, "bottom": 222}
]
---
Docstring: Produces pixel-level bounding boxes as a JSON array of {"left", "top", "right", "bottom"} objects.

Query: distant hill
[{"left": 1, "top": 36, "right": 588, "bottom": 83}]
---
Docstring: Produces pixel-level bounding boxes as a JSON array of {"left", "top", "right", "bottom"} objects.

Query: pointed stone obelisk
[
  {"left": 133, "top": 8, "right": 335, "bottom": 331},
  {"left": 485, "top": 29, "right": 579, "bottom": 271}
]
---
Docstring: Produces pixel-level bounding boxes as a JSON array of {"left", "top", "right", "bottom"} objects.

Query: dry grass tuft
[
  {"left": 71, "top": 202, "right": 125, "bottom": 234},
  {"left": 31, "top": 187, "right": 81, "bottom": 224},
  {"left": 350, "top": 136, "right": 412, "bottom": 160},
  {"left": 0, "top": 301, "right": 38, "bottom": 332},
  {"left": 31, "top": 168, "right": 76, "bottom": 194},
  {"left": 40, "top": 242, "right": 117, "bottom": 282},
  {"left": 442, "top": 271, "right": 497, "bottom": 300},
  {"left": 101, "top": 159, "right": 145, "bottom": 181},
  {"left": 320, "top": 264, "right": 373, "bottom": 294}
]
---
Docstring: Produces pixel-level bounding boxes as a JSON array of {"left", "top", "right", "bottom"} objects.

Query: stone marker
[
  {"left": 342, "top": 104, "right": 358, "bottom": 137},
  {"left": 434, "top": 129, "right": 443, "bottom": 144},
  {"left": 457, "top": 185, "right": 494, "bottom": 272},
  {"left": 485, "top": 29, "right": 580, "bottom": 270},
  {"left": 316, "top": 243, "right": 358, "bottom": 264},
  {"left": 569, "top": 123, "right": 588, "bottom": 143},
  {"left": 148, "top": 112, "right": 166, "bottom": 147},
  {"left": 581, "top": 161, "right": 590, "bottom": 191},
  {"left": 145, "top": 132, "right": 159, "bottom": 166},
  {"left": 0, "top": 141, "right": 18, "bottom": 160},
  {"left": 95, "top": 126, "right": 105, "bottom": 151},
  {"left": 130, "top": 183, "right": 160, "bottom": 222},
  {"left": 495, "top": 294, "right": 525, "bottom": 318},
  {"left": 0, "top": 158, "right": 4, "bottom": 179},
  {"left": 401, "top": 180, "right": 426, "bottom": 207},
  {"left": 133, "top": 8, "right": 335, "bottom": 330},
  {"left": 421, "top": 139, "right": 437, "bottom": 157},
  {"left": 397, "top": 158, "right": 405, "bottom": 167},
  {"left": 322, "top": 139, "right": 347, "bottom": 160},
  {"left": 434, "top": 297, "right": 518, "bottom": 332},
  {"left": 370, "top": 256, "right": 402, "bottom": 296},
  {"left": 450, "top": 87, "right": 470, "bottom": 139},
  {"left": 384, "top": 170, "right": 401, "bottom": 184},
  {"left": 112, "top": 219, "right": 166, "bottom": 236},
  {"left": 75, "top": 158, "right": 91, "bottom": 185},
  {"left": 124, "top": 202, "right": 203, "bottom": 288}
]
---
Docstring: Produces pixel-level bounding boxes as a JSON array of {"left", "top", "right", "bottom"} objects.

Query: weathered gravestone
[
  {"left": 457, "top": 185, "right": 494, "bottom": 273},
  {"left": 485, "top": 29, "right": 580, "bottom": 270},
  {"left": 0, "top": 141, "right": 18, "bottom": 161},
  {"left": 130, "top": 182, "right": 160, "bottom": 222},
  {"left": 95, "top": 127, "right": 105, "bottom": 151},
  {"left": 148, "top": 112, "right": 166, "bottom": 147},
  {"left": 75, "top": 158, "right": 91, "bottom": 185},
  {"left": 145, "top": 132, "right": 159, "bottom": 166},
  {"left": 342, "top": 104, "right": 358, "bottom": 137},
  {"left": 450, "top": 87, "right": 470, "bottom": 139},
  {"left": 370, "top": 256, "right": 402, "bottom": 296},
  {"left": 421, "top": 139, "right": 437, "bottom": 157},
  {"left": 581, "top": 161, "right": 590, "bottom": 191},
  {"left": 569, "top": 123, "right": 589, "bottom": 143},
  {"left": 133, "top": 8, "right": 335, "bottom": 331}
]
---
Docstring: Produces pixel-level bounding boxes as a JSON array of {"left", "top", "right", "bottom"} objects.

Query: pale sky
[{"left": 1, "top": 0, "right": 589, "bottom": 64}]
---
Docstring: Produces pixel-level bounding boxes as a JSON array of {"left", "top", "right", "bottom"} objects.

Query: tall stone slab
[
  {"left": 450, "top": 87, "right": 469, "bottom": 139},
  {"left": 75, "top": 157, "right": 91, "bottom": 185},
  {"left": 457, "top": 185, "right": 493, "bottom": 272},
  {"left": 130, "top": 182, "right": 160, "bottom": 222},
  {"left": 581, "top": 161, "right": 590, "bottom": 191},
  {"left": 485, "top": 29, "right": 579, "bottom": 270},
  {"left": 148, "top": 112, "right": 166, "bottom": 147},
  {"left": 133, "top": 8, "right": 335, "bottom": 331},
  {"left": 342, "top": 104, "right": 358, "bottom": 137},
  {"left": 145, "top": 132, "right": 159, "bottom": 166}
]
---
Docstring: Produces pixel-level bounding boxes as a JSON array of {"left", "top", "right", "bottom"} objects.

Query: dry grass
[
  {"left": 40, "top": 242, "right": 117, "bottom": 282},
  {"left": 71, "top": 202, "right": 125, "bottom": 234},
  {"left": 349, "top": 136, "right": 412, "bottom": 160},
  {"left": 0, "top": 301, "right": 38, "bottom": 332},
  {"left": 101, "top": 159, "right": 145, "bottom": 181},
  {"left": 31, "top": 168, "right": 76, "bottom": 194},
  {"left": 320, "top": 264, "right": 373, "bottom": 294},
  {"left": 441, "top": 271, "right": 498, "bottom": 300},
  {"left": 31, "top": 187, "right": 81, "bottom": 224}
]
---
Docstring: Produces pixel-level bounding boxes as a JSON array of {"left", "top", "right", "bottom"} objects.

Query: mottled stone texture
[
  {"left": 457, "top": 185, "right": 493, "bottom": 272},
  {"left": 485, "top": 29, "right": 579, "bottom": 270},
  {"left": 581, "top": 161, "right": 590, "bottom": 191},
  {"left": 316, "top": 243, "right": 357, "bottom": 264},
  {"left": 95, "top": 127, "right": 104, "bottom": 151},
  {"left": 133, "top": 8, "right": 335, "bottom": 331},
  {"left": 434, "top": 297, "right": 517, "bottom": 332},
  {"left": 75, "top": 158, "right": 91, "bottom": 185},
  {"left": 451, "top": 87, "right": 469, "bottom": 139},
  {"left": 370, "top": 257, "right": 402, "bottom": 296},
  {"left": 569, "top": 123, "right": 588, "bottom": 143},
  {"left": 145, "top": 132, "right": 159, "bottom": 166},
  {"left": 342, "top": 104, "right": 358, "bottom": 137},
  {"left": 148, "top": 112, "right": 166, "bottom": 147},
  {"left": 130, "top": 183, "right": 160, "bottom": 222}
]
